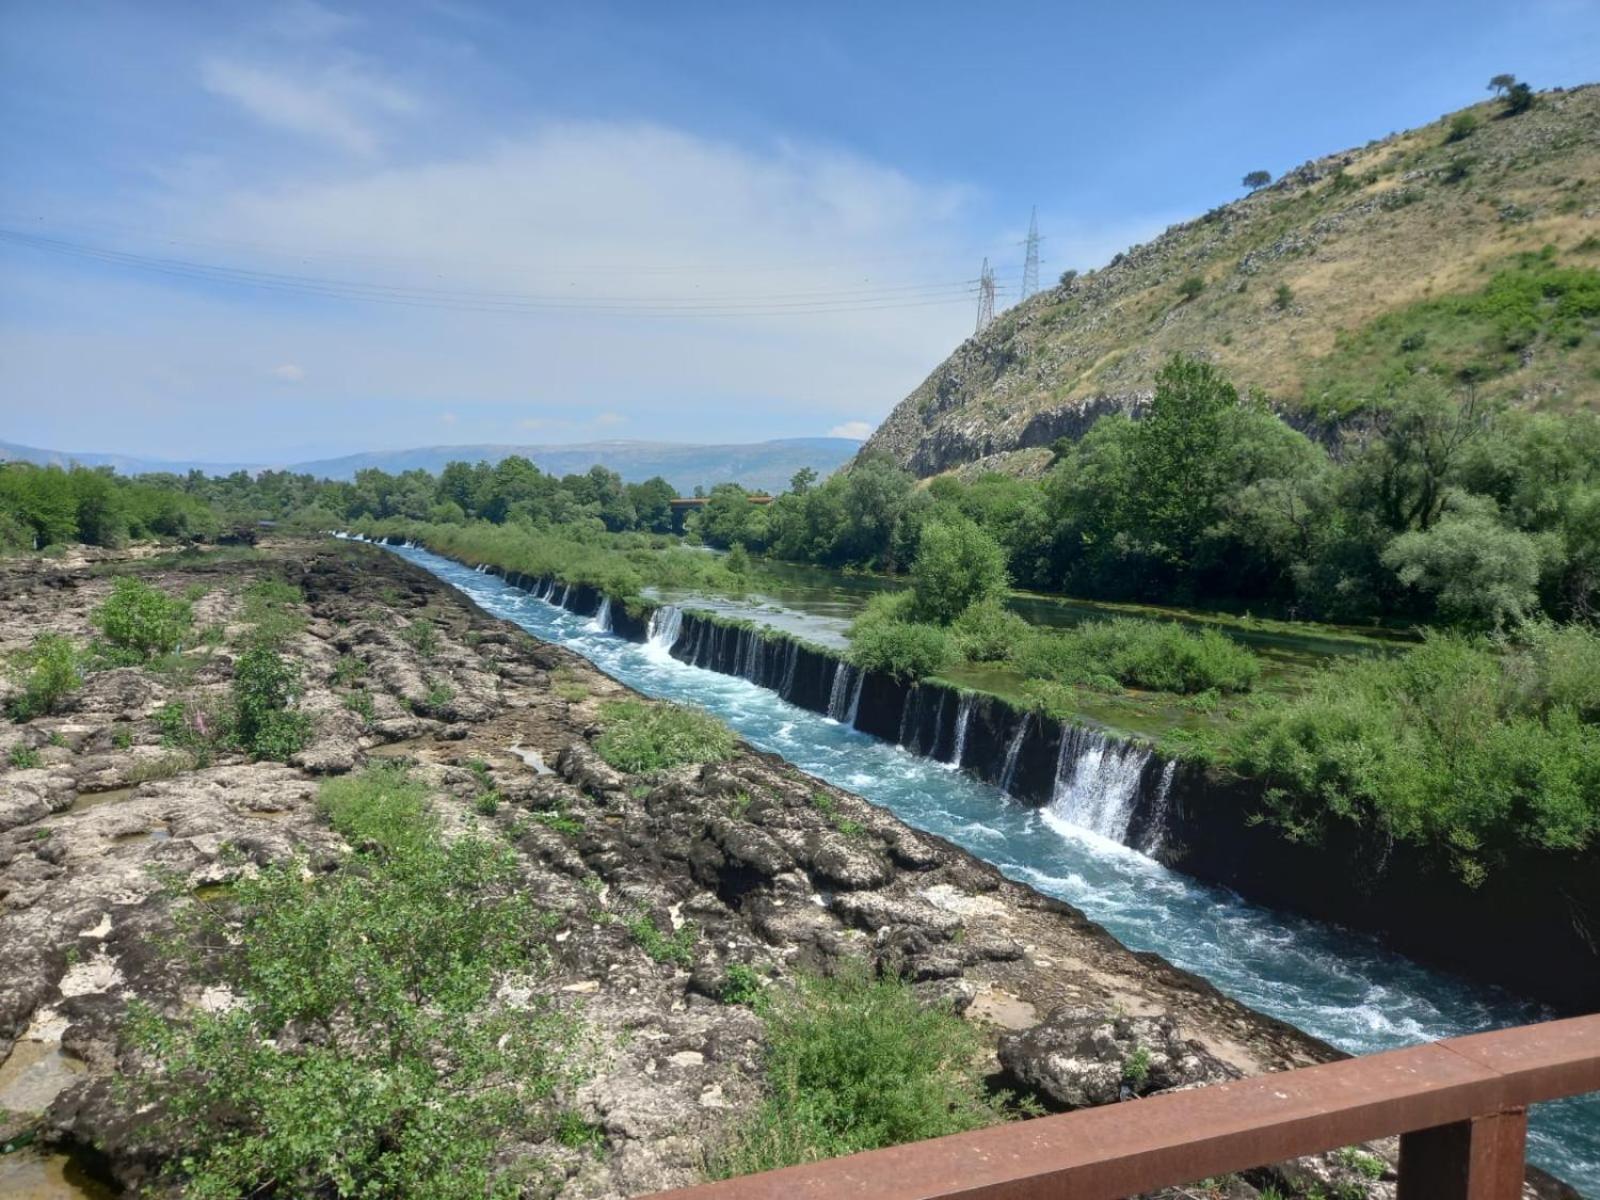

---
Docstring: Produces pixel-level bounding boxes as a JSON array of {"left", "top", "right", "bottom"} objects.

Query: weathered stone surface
[{"left": 998, "top": 1008, "right": 1240, "bottom": 1109}]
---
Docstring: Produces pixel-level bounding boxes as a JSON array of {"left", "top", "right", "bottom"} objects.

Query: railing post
[{"left": 1397, "top": 1109, "right": 1527, "bottom": 1200}]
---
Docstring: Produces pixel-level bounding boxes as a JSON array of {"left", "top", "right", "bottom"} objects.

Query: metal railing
[{"left": 644, "top": 1013, "right": 1600, "bottom": 1200}]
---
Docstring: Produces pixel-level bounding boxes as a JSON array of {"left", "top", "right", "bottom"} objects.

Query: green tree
[
  {"left": 626, "top": 476, "right": 676, "bottom": 533},
  {"left": 788, "top": 466, "right": 818, "bottom": 495},
  {"left": 1503, "top": 81, "right": 1534, "bottom": 115},
  {"left": 1383, "top": 499, "right": 1542, "bottom": 628},
  {"left": 1127, "top": 356, "right": 1239, "bottom": 566},
  {"left": 910, "top": 517, "right": 1010, "bottom": 624},
  {"left": 1242, "top": 170, "right": 1273, "bottom": 190},
  {"left": 1487, "top": 73, "right": 1516, "bottom": 96}
]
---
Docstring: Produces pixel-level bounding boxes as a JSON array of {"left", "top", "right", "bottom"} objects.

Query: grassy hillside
[{"left": 864, "top": 84, "right": 1600, "bottom": 478}]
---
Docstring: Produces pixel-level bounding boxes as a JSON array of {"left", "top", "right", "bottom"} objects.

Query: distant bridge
[{"left": 668, "top": 494, "right": 774, "bottom": 509}]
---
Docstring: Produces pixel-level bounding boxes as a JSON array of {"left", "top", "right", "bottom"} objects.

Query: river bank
[{"left": 1, "top": 537, "right": 1515, "bottom": 1198}]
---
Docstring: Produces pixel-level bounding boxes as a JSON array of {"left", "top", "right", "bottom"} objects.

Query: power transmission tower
[
  {"left": 1020, "top": 207, "right": 1040, "bottom": 301},
  {"left": 975, "top": 258, "right": 996, "bottom": 334}
]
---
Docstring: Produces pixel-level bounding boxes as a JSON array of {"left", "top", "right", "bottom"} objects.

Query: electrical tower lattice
[
  {"left": 975, "top": 258, "right": 996, "bottom": 334},
  {"left": 1020, "top": 207, "right": 1040, "bottom": 301}
]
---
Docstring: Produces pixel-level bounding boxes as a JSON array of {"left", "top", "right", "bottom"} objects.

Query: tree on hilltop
[
  {"left": 1242, "top": 170, "right": 1273, "bottom": 190},
  {"left": 1503, "top": 81, "right": 1535, "bottom": 115},
  {"left": 1487, "top": 73, "right": 1516, "bottom": 96}
]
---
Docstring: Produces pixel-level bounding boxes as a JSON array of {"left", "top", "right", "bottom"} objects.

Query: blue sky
[{"left": 2, "top": 0, "right": 1597, "bottom": 462}]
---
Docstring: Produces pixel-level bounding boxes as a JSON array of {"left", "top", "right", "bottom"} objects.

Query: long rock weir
[{"left": 357, "top": 535, "right": 1599, "bottom": 1016}]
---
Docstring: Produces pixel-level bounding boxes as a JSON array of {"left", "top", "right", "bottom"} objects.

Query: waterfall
[
  {"left": 589, "top": 596, "right": 612, "bottom": 633},
  {"left": 931, "top": 691, "right": 949, "bottom": 759},
  {"left": 779, "top": 642, "right": 799, "bottom": 698},
  {"left": 559, "top": 583, "right": 572, "bottom": 609},
  {"left": 646, "top": 606, "right": 684, "bottom": 654},
  {"left": 1047, "top": 725, "right": 1153, "bottom": 845},
  {"left": 898, "top": 685, "right": 921, "bottom": 750},
  {"left": 1138, "top": 760, "right": 1179, "bottom": 855},
  {"left": 845, "top": 670, "right": 864, "bottom": 728},
  {"left": 999, "top": 716, "right": 1030, "bottom": 796},
  {"left": 950, "top": 694, "right": 973, "bottom": 768},
  {"left": 826, "top": 662, "right": 854, "bottom": 721}
]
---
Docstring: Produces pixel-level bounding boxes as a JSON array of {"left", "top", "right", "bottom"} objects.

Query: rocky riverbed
[{"left": 0, "top": 540, "right": 1576, "bottom": 1198}]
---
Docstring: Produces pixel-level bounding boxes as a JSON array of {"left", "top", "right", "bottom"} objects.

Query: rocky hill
[{"left": 864, "top": 85, "right": 1600, "bottom": 478}]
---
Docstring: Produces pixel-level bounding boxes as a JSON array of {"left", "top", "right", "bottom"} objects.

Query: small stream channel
[{"left": 376, "top": 539, "right": 1598, "bottom": 1195}]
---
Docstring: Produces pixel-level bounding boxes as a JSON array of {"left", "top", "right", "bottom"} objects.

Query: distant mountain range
[{"left": 0, "top": 436, "right": 863, "bottom": 494}]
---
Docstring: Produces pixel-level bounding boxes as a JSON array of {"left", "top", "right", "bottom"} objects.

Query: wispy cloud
[
  {"left": 828, "top": 420, "right": 872, "bottom": 440},
  {"left": 269, "top": 362, "right": 305, "bottom": 382},
  {"left": 199, "top": 56, "right": 416, "bottom": 156}
]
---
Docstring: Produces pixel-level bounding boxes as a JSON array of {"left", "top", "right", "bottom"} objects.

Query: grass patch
[
  {"left": 714, "top": 966, "right": 1016, "bottom": 1177},
  {"left": 123, "top": 765, "right": 588, "bottom": 1198},
  {"left": 626, "top": 913, "right": 698, "bottom": 966},
  {"left": 593, "top": 699, "right": 735, "bottom": 772}
]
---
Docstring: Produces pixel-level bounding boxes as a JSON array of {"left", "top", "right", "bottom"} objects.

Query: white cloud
[
  {"left": 269, "top": 362, "right": 305, "bottom": 382},
  {"left": 200, "top": 57, "right": 416, "bottom": 156},
  {"left": 593, "top": 412, "right": 626, "bottom": 427},
  {"left": 828, "top": 420, "right": 872, "bottom": 440}
]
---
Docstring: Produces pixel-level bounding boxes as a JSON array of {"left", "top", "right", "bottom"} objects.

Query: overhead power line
[{"left": 0, "top": 228, "right": 1019, "bottom": 319}]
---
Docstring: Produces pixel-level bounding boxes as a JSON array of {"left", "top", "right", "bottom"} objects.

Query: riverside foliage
[{"left": 126, "top": 767, "right": 587, "bottom": 1198}]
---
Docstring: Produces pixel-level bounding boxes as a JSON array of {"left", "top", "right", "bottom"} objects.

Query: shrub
[
  {"left": 1177, "top": 276, "right": 1205, "bottom": 302},
  {"left": 847, "top": 619, "right": 954, "bottom": 682},
  {"left": 721, "top": 963, "right": 765, "bottom": 1005},
  {"left": 8, "top": 744, "right": 41, "bottom": 769},
  {"left": 950, "top": 599, "right": 1032, "bottom": 662},
  {"left": 232, "top": 642, "right": 310, "bottom": 760},
  {"left": 715, "top": 966, "right": 1005, "bottom": 1176},
  {"left": 1230, "top": 629, "right": 1600, "bottom": 881},
  {"left": 241, "top": 578, "right": 304, "bottom": 645},
  {"left": 7, "top": 633, "right": 83, "bottom": 720},
  {"left": 593, "top": 699, "right": 736, "bottom": 772},
  {"left": 92, "top": 577, "right": 192, "bottom": 661},
  {"left": 156, "top": 697, "right": 233, "bottom": 766},
  {"left": 1446, "top": 112, "right": 1480, "bottom": 142},
  {"left": 1009, "top": 619, "right": 1259, "bottom": 695},
  {"left": 125, "top": 766, "right": 587, "bottom": 1198},
  {"left": 1273, "top": 282, "right": 1294, "bottom": 311}
]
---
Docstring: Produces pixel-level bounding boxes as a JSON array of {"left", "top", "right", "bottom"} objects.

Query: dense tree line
[
  {"left": 697, "top": 356, "right": 1600, "bottom": 631},
  {"left": 0, "top": 457, "right": 683, "bottom": 549}
]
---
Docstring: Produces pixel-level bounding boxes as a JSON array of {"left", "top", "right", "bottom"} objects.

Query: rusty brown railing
[{"left": 645, "top": 1013, "right": 1600, "bottom": 1200}]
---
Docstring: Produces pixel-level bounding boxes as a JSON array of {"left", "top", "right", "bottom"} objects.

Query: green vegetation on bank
[
  {"left": 593, "top": 698, "right": 737, "bottom": 772},
  {"left": 125, "top": 766, "right": 587, "bottom": 1198},
  {"left": 1232, "top": 623, "right": 1600, "bottom": 884},
  {"left": 699, "top": 355, "right": 1600, "bottom": 630},
  {"left": 715, "top": 966, "right": 1015, "bottom": 1177}
]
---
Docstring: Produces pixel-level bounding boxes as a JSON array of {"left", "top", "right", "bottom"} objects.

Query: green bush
[
  {"left": 721, "top": 963, "right": 765, "bottom": 1005},
  {"left": 92, "top": 577, "right": 192, "bottom": 661},
  {"left": 715, "top": 966, "right": 1005, "bottom": 1177},
  {"left": 593, "top": 699, "right": 736, "bottom": 772},
  {"left": 7, "top": 633, "right": 83, "bottom": 720},
  {"left": 950, "top": 598, "right": 1032, "bottom": 662},
  {"left": 126, "top": 766, "right": 587, "bottom": 1198},
  {"left": 1009, "top": 618, "right": 1260, "bottom": 695},
  {"left": 627, "top": 913, "right": 699, "bottom": 966},
  {"left": 1231, "top": 629, "right": 1600, "bottom": 882},
  {"left": 233, "top": 642, "right": 311, "bottom": 760},
  {"left": 8, "top": 744, "right": 41, "bottom": 770},
  {"left": 847, "top": 619, "right": 954, "bottom": 682}
]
